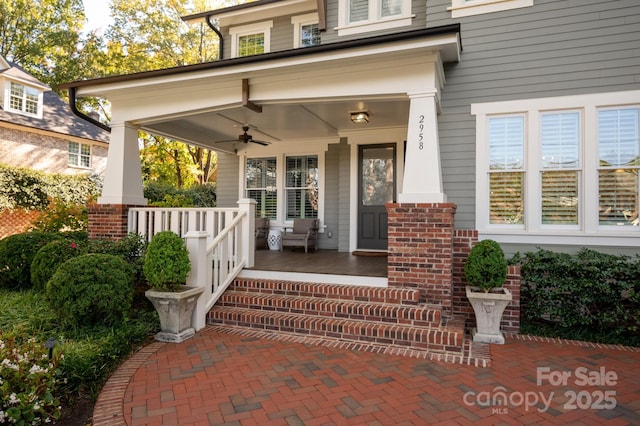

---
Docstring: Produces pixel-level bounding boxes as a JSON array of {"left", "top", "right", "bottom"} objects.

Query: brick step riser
[
  {"left": 218, "top": 292, "right": 441, "bottom": 327},
  {"left": 231, "top": 279, "right": 422, "bottom": 306},
  {"left": 207, "top": 308, "right": 464, "bottom": 354}
]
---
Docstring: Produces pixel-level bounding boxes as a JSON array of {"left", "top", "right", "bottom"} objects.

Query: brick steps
[{"left": 208, "top": 279, "right": 466, "bottom": 357}]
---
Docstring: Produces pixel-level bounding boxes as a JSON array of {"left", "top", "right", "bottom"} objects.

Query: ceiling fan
[{"left": 216, "top": 125, "right": 270, "bottom": 146}]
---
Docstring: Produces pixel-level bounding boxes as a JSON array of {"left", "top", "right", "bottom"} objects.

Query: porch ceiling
[{"left": 141, "top": 97, "right": 410, "bottom": 153}]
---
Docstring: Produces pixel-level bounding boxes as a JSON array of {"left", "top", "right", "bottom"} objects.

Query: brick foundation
[
  {"left": 386, "top": 203, "right": 456, "bottom": 314},
  {"left": 0, "top": 209, "right": 41, "bottom": 239},
  {"left": 387, "top": 204, "right": 520, "bottom": 333},
  {"left": 88, "top": 204, "right": 141, "bottom": 240}
]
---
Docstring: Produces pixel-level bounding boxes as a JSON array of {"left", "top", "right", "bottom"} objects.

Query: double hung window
[
  {"left": 8, "top": 82, "right": 41, "bottom": 116},
  {"left": 68, "top": 142, "right": 91, "bottom": 168},
  {"left": 337, "top": 0, "right": 412, "bottom": 36}
]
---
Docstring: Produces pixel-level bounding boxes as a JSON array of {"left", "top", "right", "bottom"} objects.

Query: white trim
[
  {"left": 238, "top": 269, "right": 388, "bottom": 287},
  {"left": 342, "top": 127, "right": 406, "bottom": 252},
  {"left": 448, "top": 0, "right": 533, "bottom": 18},
  {"left": 229, "top": 20, "right": 273, "bottom": 57},
  {"left": 472, "top": 90, "right": 640, "bottom": 247},
  {"left": 238, "top": 138, "right": 332, "bottom": 231},
  {"left": 336, "top": 0, "right": 413, "bottom": 37},
  {"left": 291, "top": 13, "right": 319, "bottom": 48}
]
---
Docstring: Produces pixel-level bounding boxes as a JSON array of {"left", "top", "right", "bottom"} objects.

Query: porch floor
[{"left": 249, "top": 248, "right": 388, "bottom": 277}]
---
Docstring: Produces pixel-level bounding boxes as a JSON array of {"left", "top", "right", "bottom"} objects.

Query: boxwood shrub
[
  {"left": 31, "top": 239, "right": 86, "bottom": 292},
  {"left": 46, "top": 254, "right": 134, "bottom": 329},
  {"left": 0, "top": 232, "right": 61, "bottom": 290}
]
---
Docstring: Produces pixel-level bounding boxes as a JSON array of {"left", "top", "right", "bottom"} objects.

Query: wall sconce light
[{"left": 350, "top": 111, "right": 369, "bottom": 124}]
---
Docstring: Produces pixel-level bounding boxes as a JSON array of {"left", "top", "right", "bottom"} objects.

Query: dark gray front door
[{"left": 358, "top": 144, "right": 396, "bottom": 250}]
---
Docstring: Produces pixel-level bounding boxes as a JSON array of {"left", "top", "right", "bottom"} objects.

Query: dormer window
[
  {"left": 337, "top": 0, "right": 413, "bottom": 37},
  {"left": 292, "top": 13, "right": 321, "bottom": 48},
  {"left": 229, "top": 21, "right": 273, "bottom": 58},
  {"left": 8, "top": 82, "right": 42, "bottom": 117}
]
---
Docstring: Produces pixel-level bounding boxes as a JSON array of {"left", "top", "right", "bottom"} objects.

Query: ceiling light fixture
[{"left": 350, "top": 111, "right": 369, "bottom": 124}]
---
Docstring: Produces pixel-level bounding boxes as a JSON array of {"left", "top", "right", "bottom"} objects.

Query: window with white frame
[
  {"left": 68, "top": 141, "right": 91, "bottom": 168},
  {"left": 286, "top": 156, "right": 319, "bottom": 219},
  {"left": 229, "top": 21, "right": 273, "bottom": 57},
  {"left": 292, "top": 14, "right": 321, "bottom": 48},
  {"left": 8, "top": 82, "right": 41, "bottom": 116},
  {"left": 448, "top": 0, "right": 533, "bottom": 18},
  {"left": 472, "top": 90, "right": 640, "bottom": 245},
  {"left": 245, "top": 154, "right": 320, "bottom": 221},
  {"left": 336, "top": 0, "right": 412, "bottom": 36}
]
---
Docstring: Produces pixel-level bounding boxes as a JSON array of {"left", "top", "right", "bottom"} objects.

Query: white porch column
[
  {"left": 398, "top": 91, "right": 446, "bottom": 203},
  {"left": 98, "top": 121, "right": 147, "bottom": 205}
]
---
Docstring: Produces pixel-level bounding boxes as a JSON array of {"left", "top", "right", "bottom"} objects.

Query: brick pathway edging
[
  {"left": 92, "top": 341, "right": 165, "bottom": 426},
  {"left": 508, "top": 333, "right": 640, "bottom": 352}
]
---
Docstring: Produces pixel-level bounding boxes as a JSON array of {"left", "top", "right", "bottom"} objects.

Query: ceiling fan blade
[{"left": 250, "top": 139, "right": 270, "bottom": 146}]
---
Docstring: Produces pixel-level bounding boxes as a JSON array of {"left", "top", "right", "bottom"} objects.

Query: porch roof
[{"left": 58, "top": 25, "right": 461, "bottom": 92}]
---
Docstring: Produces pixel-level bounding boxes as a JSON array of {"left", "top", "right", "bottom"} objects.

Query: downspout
[
  {"left": 206, "top": 15, "right": 224, "bottom": 60},
  {"left": 68, "top": 86, "right": 111, "bottom": 132}
]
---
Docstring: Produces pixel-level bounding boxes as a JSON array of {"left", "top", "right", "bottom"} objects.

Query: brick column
[
  {"left": 88, "top": 204, "right": 141, "bottom": 240},
  {"left": 386, "top": 203, "right": 456, "bottom": 314}
]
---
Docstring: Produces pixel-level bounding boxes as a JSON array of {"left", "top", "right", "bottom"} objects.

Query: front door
[{"left": 358, "top": 144, "right": 396, "bottom": 250}]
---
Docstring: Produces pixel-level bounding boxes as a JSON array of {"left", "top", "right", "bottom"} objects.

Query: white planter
[
  {"left": 145, "top": 286, "right": 204, "bottom": 343},
  {"left": 466, "top": 286, "right": 512, "bottom": 344}
]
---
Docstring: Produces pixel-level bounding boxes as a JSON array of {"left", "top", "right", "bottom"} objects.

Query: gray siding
[
  {"left": 215, "top": 152, "right": 239, "bottom": 208},
  {"left": 321, "top": 0, "right": 426, "bottom": 44},
  {"left": 320, "top": 144, "right": 340, "bottom": 249},
  {"left": 428, "top": 0, "right": 640, "bottom": 249},
  {"left": 337, "top": 139, "right": 351, "bottom": 252}
]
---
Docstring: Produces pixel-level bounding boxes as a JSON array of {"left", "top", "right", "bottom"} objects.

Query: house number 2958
[{"left": 418, "top": 115, "right": 424, "bottom": 150}]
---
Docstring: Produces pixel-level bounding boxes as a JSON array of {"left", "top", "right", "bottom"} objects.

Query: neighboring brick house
[
  {"left": 0, "top": 55, "right": 109, "bottom": 238},
  {"left": 0, "top": 55, "right": 109, "bottom": 175}
]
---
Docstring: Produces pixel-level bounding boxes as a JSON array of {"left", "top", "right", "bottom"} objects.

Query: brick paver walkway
[{"left": 94, "top": 326, "right": 640, "bottom": 425}]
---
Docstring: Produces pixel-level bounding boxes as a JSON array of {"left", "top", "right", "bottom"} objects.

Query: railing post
[
  {"left": 185, "top": 231, "right": 210, "bottom": 331},
  {"left": 237, "top": 198, "right": 256, "bottom": 268}
]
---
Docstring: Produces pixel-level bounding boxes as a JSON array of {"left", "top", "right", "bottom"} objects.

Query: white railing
[{"left": 129, "top": 199, "right": 256, "bottom": 331}]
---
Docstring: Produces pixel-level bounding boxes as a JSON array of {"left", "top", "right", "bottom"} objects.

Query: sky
[{"left": 82, "top": 0, "right": 113, "bottom": 33}]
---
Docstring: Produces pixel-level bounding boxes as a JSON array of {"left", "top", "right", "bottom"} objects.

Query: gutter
[
  {"left": 205, "top": 15, "right": 224, "bottom": 60},
  {"left": 68, "top": 86, "right": 111, "bottom": 132}
]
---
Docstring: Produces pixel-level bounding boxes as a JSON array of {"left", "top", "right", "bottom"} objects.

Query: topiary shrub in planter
[
  {"left": 143, "top": 231, "right": 202, "bottom": 343},
  {"left": 464, "top": 239, "right": 512, "bottom": 344},
  {"left": 46, "top": 254, "right": 134, "bottom": 329},
  {"left": 31, "top": 239, "right": 86, "bottom": 292},
  {"left": 0, "top": 232, "right": 61, "bottom": 290}
]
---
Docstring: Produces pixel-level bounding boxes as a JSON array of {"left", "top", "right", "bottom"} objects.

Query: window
[
  {"left": 68, "top": 142, "right": 91, "bottom": 168},
  {"left": 229, "top": 21, "right": 273, "bottom": 58},
  {"left": 8, "top": 82, "right": 41, "bottom": 116},
  {"left": 598, "top": 108, "right": 639, "bottom": 227},
  {"left": 286, "top": 156, "right": 319, "bottom": 219},
  {"left": 540, "top": 112, "right": 581, "bottom": 226},
  {"left": 472, "top": 90, "right": 640, "bottom": 246},
  {"left": 246, "top": 157, "right": 277, "bottom": 219},
  {"left": 448, "top": 0, "right": 534, "bottom": 18},
  {"left": 292, "top": 14, "right": 321, "bottom": 48},
  {"left": 245, "top": 154, "right": 321, "bottom": 223},
  {"left": 487, "top": 115, "right": 525, "bottom": 225},
  {"left": 336, "top": 0, "right": 412, "bottom": 36}
]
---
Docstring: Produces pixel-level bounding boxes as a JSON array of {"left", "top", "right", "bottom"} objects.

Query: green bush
[
  {"left": 0, "top": 164, "right": 100, "bottom": 210},
  {"left": 143, "top": 231, "right": 191, "bottom": 291},
  {"left": 464, "top": 239, "right": 507, "bottom": 292},
  {"left": 46, "top": 254, "right": 134, "bottom": 328},
  {"left": 0, "top": 331, "right": 63, "bottom": 424},
  {"left": 143, "top": 181, "right": 216, "bottom": 207},
  {"left": 0, "top": 232, "right": 61, "bottom": 290},
  {"left": 184, "top": 184, "right": 216, "bottom": 207},
  {"left": 519, "top": 248, "right": 640, "bottom": 346},
  {"left": 31, "top": 239, "right": 86, "bottom": 292}
]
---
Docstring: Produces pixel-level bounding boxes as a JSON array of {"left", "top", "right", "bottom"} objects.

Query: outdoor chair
[
  {"left": 255, "top": 217, "right": 270, "bottom": 250},
  {"left": 280, "top": 218, "right": 319, "bottom": 253}
]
